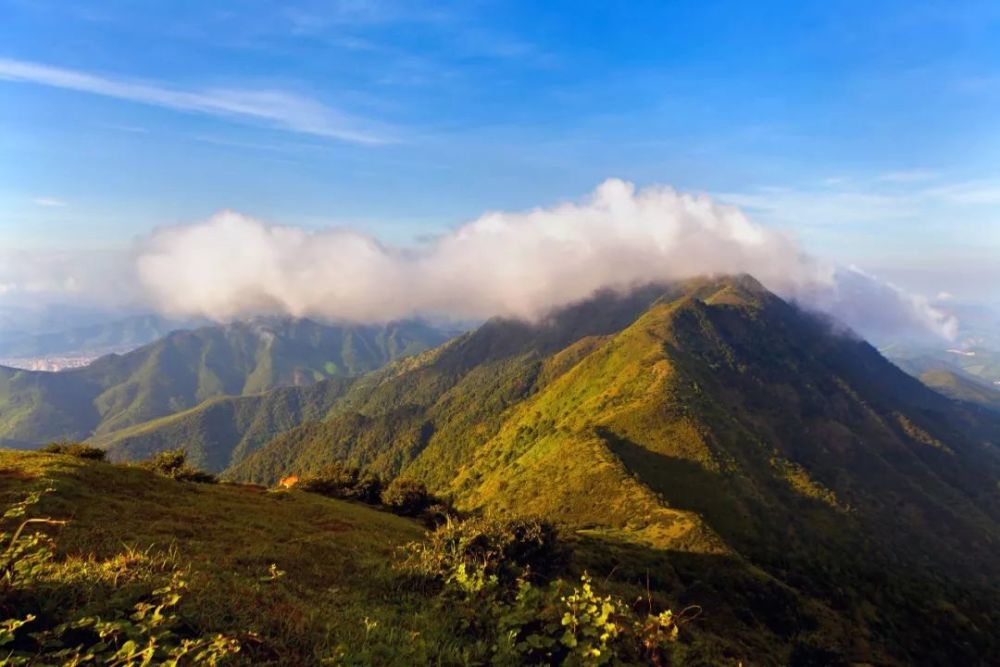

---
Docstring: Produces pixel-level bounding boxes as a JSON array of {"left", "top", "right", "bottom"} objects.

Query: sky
[{"left": 1, "top": 0, "right": 999, "bottom": 313}]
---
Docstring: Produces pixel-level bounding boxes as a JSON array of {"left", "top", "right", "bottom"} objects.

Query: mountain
[
  {"left": 915, "top": 368, "right": 1000, "bottom": 410},
  {"left": 0, "top": 314, "right": 201, "bottom": 360},
  {"left": 890, "top": 345, "right": 1000, "bottom": 387},
  {"left": 0, "top": 318, "right": 452, "bottom": 447},
  {"left": 91, "top": 379, "right": 355, "bottom": 472},
  {"left": 228, "top": 276, "right": 1000, "bottom": 664}
]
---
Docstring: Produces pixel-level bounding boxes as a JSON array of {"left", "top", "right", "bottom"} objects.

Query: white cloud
[
  {"left": 32, "top": 197, "right": 68, "bottom": 208},
  {"left": 0, "top": 57, "right": 388, "bottom": 144},
  {"left": 134, "top": 179, "right": 957, "bottom": 341}
]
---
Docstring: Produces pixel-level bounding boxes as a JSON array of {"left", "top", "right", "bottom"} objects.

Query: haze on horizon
[{"left": 1, "top": 0, "right": 998, "bottom": 337}]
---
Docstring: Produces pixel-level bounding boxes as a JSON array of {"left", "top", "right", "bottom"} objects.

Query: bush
[
  {"left": 298, "top": 463, "right": 383, "bottom": 504},
  {"left": 496, "top": 573, "right": 682, "bottom": 666},
  {"left": 40, "top": 441, "right": 106, "bottom": 461},
  {"left": 397, "top": 516, "right": 686, "bottom": 666},
  {"left": 138, "top": 448, "right": 217, "bottom": 483},
  {"left": 406, "top": 514, "right": 569, "bottom": 587},
  {"left": 380, "top": 478, "right": 432, "bottom": 516}
]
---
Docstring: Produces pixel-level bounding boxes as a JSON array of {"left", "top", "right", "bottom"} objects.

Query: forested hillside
[
  {"left": 228, "top": 276, "right": 1000, "bottom": 664},
  {"left": 0, "top": 318, "right": 449, "bottom": 446}
]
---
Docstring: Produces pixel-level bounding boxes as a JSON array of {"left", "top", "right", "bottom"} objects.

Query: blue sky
[{"left": 1, "top": 0, "right": 999, "bottom": 299}]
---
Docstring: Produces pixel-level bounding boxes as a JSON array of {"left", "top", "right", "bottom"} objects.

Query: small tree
[
  {"left": 139, "top": 448, "right": 216, "bottom": 483},
  {"left": 380, "top": 478, "right": 431, "bottom": 516}
]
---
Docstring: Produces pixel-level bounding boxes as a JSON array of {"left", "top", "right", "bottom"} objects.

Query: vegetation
[
  {"left": 2, "top": 277, "right": 1000, "bottom": 663},
  {"left": 0, "top": 318, "right": 450, "bottom": 448},
  {"left": 396, "top": 515, "right": 685, "bottom": 666},
  {"left": 379, "top": 478, "right": 433, "bottom": 516},
  {"left": 297, "top": 461, "right": 383, "bottom": 504},
  {"left": 137, "top": 448, "right": 218, "bottom": 483},
  {"left": 404, "top": 514, "right": 569, "bottom": 586},
  {"left": 0, "top": 450, "right": 718, "bottom": 665},
  {"left": 917, "top": 368, "right": 1000, "bottom": 411},
  {"left": 0, "top": 450, "right": 435, "bottom": 664},
  {"left": 228, "top": 277, "right": 1000, "bottom": 664},
  {"left": 40, "top": 441, "right": 107, "bottom": 461},
  {"left": 0, "top": 489, "right": 239, "bottom": 664}
]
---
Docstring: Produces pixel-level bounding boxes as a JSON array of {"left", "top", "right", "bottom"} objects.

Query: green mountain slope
[
  {"left": 0, "top": 318, "right": 450, "bottom": 446},
  {"left": 229, "top": 276, "right": 1000, "bottom": 664},
  {"left": 90, "top": 378, "right": 355, "bottom": 471}
]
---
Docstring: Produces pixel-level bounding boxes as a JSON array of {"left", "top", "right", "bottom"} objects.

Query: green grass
[{"left": 0, "top": 449, "right": 461, "bottom": 665}]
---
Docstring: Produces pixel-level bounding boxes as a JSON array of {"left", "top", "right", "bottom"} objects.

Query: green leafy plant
[
  {"left": 401, "top": 515, "right": 683, "bottom": 666},
  {"left": 404, "top": 514, "right": 569, "bottom": 587}
]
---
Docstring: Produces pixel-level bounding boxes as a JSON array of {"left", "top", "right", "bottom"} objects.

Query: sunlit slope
[
  {"left": 233, "top": 276, "right": 1000, "bottom": 573},
  {"left": 0, "top": 449, "right": 429, "bottom": 665}
]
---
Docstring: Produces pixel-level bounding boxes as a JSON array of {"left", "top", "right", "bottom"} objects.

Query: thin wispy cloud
[
  {"left": 32, "top": 197, "right": 68, "bottom": 208},
  {"left": 0, "top": 57, "right": 389, "bottom": 144}
]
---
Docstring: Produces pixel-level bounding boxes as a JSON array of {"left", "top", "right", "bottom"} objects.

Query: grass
[{"left": 0, "top": 449, "right": 453, "bottom": 665}]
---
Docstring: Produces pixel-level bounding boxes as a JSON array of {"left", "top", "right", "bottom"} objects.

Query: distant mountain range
[
  {"left": 0, "top": 318, "right": 452, "bottom": 448},
  {"left": 0, "top": 314, "right": 202, "bottom": 359}
]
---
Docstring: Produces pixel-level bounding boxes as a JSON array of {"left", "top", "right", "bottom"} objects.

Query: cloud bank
[{"left": 135, "top": 179, "right": 957, "bottom": 341}]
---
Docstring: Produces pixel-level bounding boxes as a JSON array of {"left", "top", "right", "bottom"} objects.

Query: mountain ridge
[
  {"left": 225, "top": 275, "right": 1000, "bottom": 663},
  {"left": 0, "top": 318, "right": 451, "bottom": 447}
]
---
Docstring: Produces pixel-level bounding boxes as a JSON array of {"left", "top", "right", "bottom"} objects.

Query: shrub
[
  {"left": 400, "top": 516, "right": 685, "bottom": 666},
  {"left": 40, "top": 441, "right": 106, "bottom": 461},
  {"left": 138, "top": 448, "right": 217, "bottom": 483},
  {"left": 380, "top": 478, "right": 432, "bottom": 516},
  {"left": 298, "top": 463, "right": 383, "bottom": 504},
  {"left": 495, "top": 573, "right": 681, "bottom": 666},
  {"left": 405, "top": 514, "right": 569, "bottom": 587}
]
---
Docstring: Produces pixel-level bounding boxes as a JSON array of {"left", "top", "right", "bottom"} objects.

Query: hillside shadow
[
  {"left": 594, "top": 426, "right": 858, "bottom": 550},
  {"left": 569, "top": 530, "right": 813, "bottom": 646},
  {"left": 594, "top": 427, "right": 756, "bottom": 540}
]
